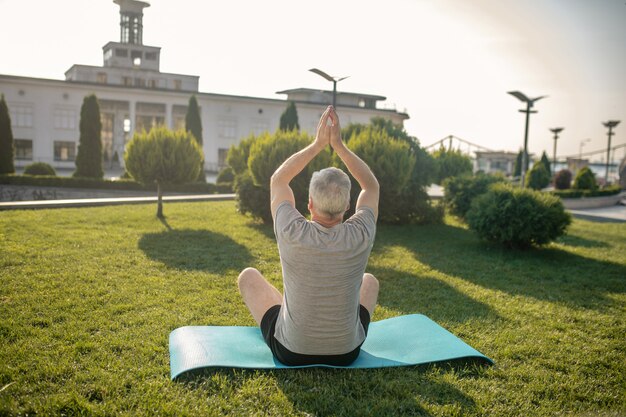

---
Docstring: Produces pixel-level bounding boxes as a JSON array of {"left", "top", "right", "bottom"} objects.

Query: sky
[{"left": 1, "top": 0, "right": 625, "bottom": 162}]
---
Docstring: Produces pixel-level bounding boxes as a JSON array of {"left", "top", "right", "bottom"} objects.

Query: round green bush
[
  {"left": 554, "top": 169, "right": 572, "bottom": 190},
  {"left": 216, "top": 166, "right": 234, "bottom": 183},
  {"left": 23, "top": 162, "right": 56, "bottom": 176},
  {"left": 443, "top": 173, "right": 505, "bottom": 218},
  {"left": 573, "top": 166, "right": 597, "bottom": 190},
  {"left": 466, "top": 184, "right": 571, "bottom": 248},
  {"left": 124, "top": 127, "right": 203, "bottom": 185},
  {"left": 525, "top": 161, "right": 551, "bottom": 190}
]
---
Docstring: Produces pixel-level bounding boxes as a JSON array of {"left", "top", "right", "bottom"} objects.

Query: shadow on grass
[
  {"left": 371, "top": 266, "right": 500, "bottom": 324},
  {"left": 138, "top": 229, "right": 252, "bottom": 273},
  {"left": 555, "top": 234, "right": 609, "bottom": 248},
  {"left": 375, "top": 223, "right": 625, "bottom": 311},
  {"left": 179, "top": 366, "right": 479, "bottom": 417}
]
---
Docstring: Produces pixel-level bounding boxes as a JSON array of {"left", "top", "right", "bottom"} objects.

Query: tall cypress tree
[
  {"left": 540, "top": 151, "right": 551, "bottom": 175},
  {"left": 185, "top": 95, "right": 203, "bottom": 145},
  {"left": 0, "top": 94, "right": 15, "bottom": 174},
  {"left": 513, "top": 150, "right": 523, "bottom": 177},
  {"left": 185, "top": 95, "right": 205, "bottom": 181},
  {"left": 74, "top": 94, "right": 103, "bottom": 178},
  {"left": 279, "top": 101, "right": 300, "bottom": 131}
]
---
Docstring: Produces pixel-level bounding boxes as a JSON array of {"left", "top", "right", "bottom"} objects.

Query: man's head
[{"left": 308, "top": 167, "right": 351, "bottom": 221}]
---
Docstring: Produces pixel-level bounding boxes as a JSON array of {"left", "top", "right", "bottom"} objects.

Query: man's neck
[{"left": 311, "top": 215, "right": 342, "bottom": 228}]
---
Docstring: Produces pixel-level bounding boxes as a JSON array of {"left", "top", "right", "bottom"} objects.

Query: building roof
[{"left": 276, "top": 88, "right": 386, "bottom": 101}]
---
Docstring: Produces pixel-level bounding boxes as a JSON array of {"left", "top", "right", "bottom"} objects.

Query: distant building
[
  {"left": 0, "top": 0, "right": 408, "bottom": 174},
  {"left": 474, "top": 151, "right": 529, "bottom": 176}
]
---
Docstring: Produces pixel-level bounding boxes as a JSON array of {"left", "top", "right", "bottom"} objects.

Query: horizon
[{"left": 0, "top": 0, "right": 624, "bottom": 163}]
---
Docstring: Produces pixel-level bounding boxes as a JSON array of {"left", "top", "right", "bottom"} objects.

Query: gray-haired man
[{"left": 238, "top": 106, "right": 379, "bottom": 366}]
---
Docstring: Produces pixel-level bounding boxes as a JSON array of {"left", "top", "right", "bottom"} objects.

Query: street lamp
[
  {"left": 309, "top": 68, "right": 349, "bottom": 108},
  {"left": 508, "top": 91, "right": 547, "bottom": 188},
  {"left": 579, "top": 138, "right": 591, "bottom": 165},
  {"left": 602, "top": 120, "right": 620, "bottom": 184},
  {"left": 550, "top": 127, "right": 564, "bottom": 176}
]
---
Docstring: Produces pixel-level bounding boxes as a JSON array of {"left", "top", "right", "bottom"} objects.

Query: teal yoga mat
[{"left": 169, "top": 314, "right": 493, "bottom": 379}]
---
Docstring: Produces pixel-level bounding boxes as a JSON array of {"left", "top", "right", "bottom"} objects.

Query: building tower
[{"left": 115, "top": 0, "right": 149, "bottom": 45}]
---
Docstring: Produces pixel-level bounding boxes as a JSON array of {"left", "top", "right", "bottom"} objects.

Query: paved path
[
  {"left": 0, "top": 194, "right": 235, "bottom": 210},
  {"left": 568, "top": 203, "right": 626, "bottom": 223}
]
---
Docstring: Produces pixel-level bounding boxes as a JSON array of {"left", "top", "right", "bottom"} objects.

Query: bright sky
[{"left": 1, "top": 0, "right": 625, "bottom": 161}]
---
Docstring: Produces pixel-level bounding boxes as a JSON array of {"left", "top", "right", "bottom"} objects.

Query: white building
[
  {"left": 474, "top": 151, "right": 533, "bottom": 177},
  {"left": 0, "top": 0, "right": 408, "bottom": 174}
]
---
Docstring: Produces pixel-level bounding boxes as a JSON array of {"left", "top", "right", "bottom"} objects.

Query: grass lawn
[{"left": 1, "top": 201, "right": 624, "bottom": 416}]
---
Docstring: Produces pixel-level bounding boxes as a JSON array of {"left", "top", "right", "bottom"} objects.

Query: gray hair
[{"left": 309, "top": 167, "right": 351, "bottom": 218}]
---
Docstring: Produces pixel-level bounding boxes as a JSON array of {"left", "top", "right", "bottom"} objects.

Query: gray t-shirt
[{"left": 272, "top": 201, "right": 377, "bottom": 355}]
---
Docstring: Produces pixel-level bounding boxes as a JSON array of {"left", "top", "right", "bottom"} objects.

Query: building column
[
  {"left": 165, "top": 102, "right": 172, "bottom": 129},
  {"left": 129, "top": 100, "right": 136, "bottom": 137}
]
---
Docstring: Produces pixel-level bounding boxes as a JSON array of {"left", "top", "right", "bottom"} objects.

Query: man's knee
[
  {"left": 363, "top": 273, "right": 379, "bottom": 290},
  {"left": 238, "top": 267, "right": 261, "bottom": 291}
]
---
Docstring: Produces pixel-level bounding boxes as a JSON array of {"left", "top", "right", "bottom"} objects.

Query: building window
[
  {"left": 218, "top": 119, "right": 237, "bottom": 139},
  {"left": 251, "top": 120, "right": 270, "bottom": 136},
  {"left": 134, "top": 78, "right": 146, "bottom": 87},
  {"left": 14, "top": 139, "right": 33, "bottom": 160},
  {"left": 173, "top": 80, "right": 182, "bottom": 90},
  {"left": 218, "top": 148, "right": 229, "bottom": 170},
  {"left": 148, "top": 79, "right": 157, "bottom": 88},
  {"left": 123, "top": 77, "right": 133, "bottom": 86},
  {"left": 145, "top": 52, "right": 157, "bottom": 60},
  {"left": 53, "top": 109, "right": 77, "bottom": 130},
  {"left": 9, "top": 105, "right": 33, "bottom": 128},
  {"left": 54, "top": 141, "right": 76, "bottom": 161},
  {"left": 97, "top": 72, "right": 108, "bottom": 84},
  {"left": 115, "top": 48, "right": 128, "bottom": 57}
]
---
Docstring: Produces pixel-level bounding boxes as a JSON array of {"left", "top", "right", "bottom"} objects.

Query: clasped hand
[{"left": 314, "top": 106, "right": 342, "bottom": 150}]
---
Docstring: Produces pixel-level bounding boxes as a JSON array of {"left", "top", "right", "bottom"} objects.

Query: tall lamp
[
  {"left": 550, "top": 127, "right": 564, "bottom": 176},
  {"left": 508, "top": 91, "right": 547, "bottom": 188},
  {"left": 309, "top": 68, "right": 349, "bottom": 108},
  {"left": 602, "top": 120, "right": 620, "bottom": 184}
]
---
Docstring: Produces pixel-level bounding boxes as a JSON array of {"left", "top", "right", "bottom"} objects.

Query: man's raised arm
[
  {"left": 329, "top": 108, "right": 379, "bottom": 219},
  {"left": 270, "top": 106, "right": 332, "bottom": 219}
]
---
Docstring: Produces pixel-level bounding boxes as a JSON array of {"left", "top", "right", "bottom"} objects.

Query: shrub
[
  {"left": 431, "top": 146, "right": 473, "bottom": 184},
  {"left": 124, "top": 127, "right": 203, "bottom": 217},
  {"left": 246, "top": 130, "right": 331, "bottom": 219},
  {"left": 279, "top": 101, "right": 300, "bottom": 131},
  {"left": 466, "top": 184, "right": 571, "bottom": 249},
  {"left": 227, "top": 134, "right": 258, "bottom": 176},
  {"left": 525, "top": 161, "right": 551, "bottom": 190},
  {"left": 443, "top": 173, "right": 505, "bottom": 218},
  {"left": 333, "top": 129, "right": 417, "bottom": 224},
  {"left": 554, "top": 169, "right": 572, "bottom": 190},
  {"left": 573, "top": 167, "right": 597, "bottom": 190},
  {"left": 216, "top": 166, "right": 234, "bottom": 183},
  {"left": 24, "top": 162, "right": 56, "bottom": 176}
]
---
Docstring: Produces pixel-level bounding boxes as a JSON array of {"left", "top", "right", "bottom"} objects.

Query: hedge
[
  {"left": 551, "top": 185, "right": 622, "bottom": 199},
  {"left": 0, "top": 174, "right": 225, "bottom": 194}
]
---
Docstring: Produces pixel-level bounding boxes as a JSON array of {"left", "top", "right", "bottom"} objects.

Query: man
[{"left": 238, "top": 106, "right": 379, "bottom": 366}]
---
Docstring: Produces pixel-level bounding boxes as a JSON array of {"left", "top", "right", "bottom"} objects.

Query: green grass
[{"left": 1, "top": 201, "right": 625, "bottom": 416}]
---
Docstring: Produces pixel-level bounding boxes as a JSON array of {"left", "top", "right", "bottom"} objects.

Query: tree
[
  {"left": 0, "top": 94, "right": 15, "bottom": 174},
  {"left": 185, "top": 95, "right": 203, "bottom": 145},
  {"left": 573, "top": 166, "right": 597, "bottom": 191},
  {"left": 540, "top": 151, "right": 551, "bottom": 175},
  {"left": 185, "top": 95, "right": 205, "bottom": 181},
  {"left": 525, "top": 161, "right": 551, "bottom": 190},
  {"left": 74, "top": 94, "right": 103, "bottom": 178},
  {"left": 513, "top": 150, "right": 523, "bottom": 177},
  {"left": 431, "top": 146, "right": 473, "bottom": 184},
  {"left": 279, "top": 101, "right": 300, "bottom": 131},
  {"left": 124, "top": 127, "right": 203, "bottom": 218}
]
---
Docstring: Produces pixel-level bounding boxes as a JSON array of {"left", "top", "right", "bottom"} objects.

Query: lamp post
[
  {"left": 508, "top": 91, "right": 547, "bottom": 188},
  {"left": 309, "top": 68, "right": 349, "bottom": 108},
  {"left": 579, "top": 138, "right": 591, "bottom": 172},
  {"left": 550, "top": 127, "right": 564, "bottom": 176},
  {"left": 602, "top": 120, "right": 620, "bottom": 184}
]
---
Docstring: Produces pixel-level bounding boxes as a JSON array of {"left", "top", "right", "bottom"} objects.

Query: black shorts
[{"left": 260, "top": 304, "right": 371, "bottom": 367}]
